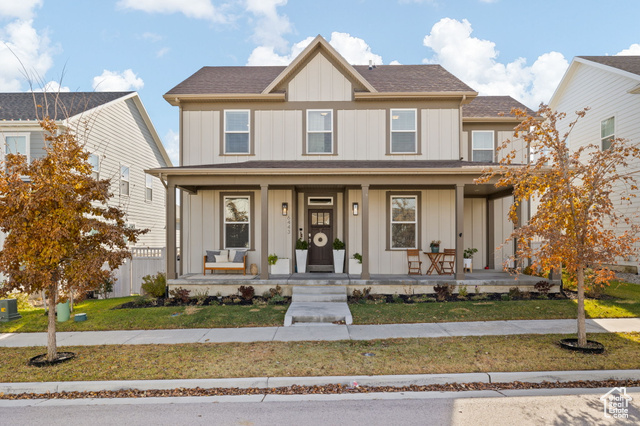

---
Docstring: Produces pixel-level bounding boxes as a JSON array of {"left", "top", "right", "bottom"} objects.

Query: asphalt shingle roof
[
  {"left": 0, "top": 92, "right": 132, "bottom": 121},
  {"left": 462, "top": 96, "right": 536, "bottom": 118},
  {"left": 578, "top": 56, "right": 640, "bottom": 77},
  {"left": 166, "top": 64, "right": 475, "bottom": 95}
]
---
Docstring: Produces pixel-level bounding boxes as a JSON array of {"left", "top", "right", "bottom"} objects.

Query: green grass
[
  {"left": 0, "top": 297, "right": 287, "bottom": 333},
  {"left": 2, "top": 333, "right": 640, "bottom": 383}
]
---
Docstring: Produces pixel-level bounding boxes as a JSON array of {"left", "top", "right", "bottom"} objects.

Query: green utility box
[
  {"left": 56, "top": 301, "right": 70, "bottom": 322},
  {"left": 0, "top": 298, "right": 22, "bottom": 322}
]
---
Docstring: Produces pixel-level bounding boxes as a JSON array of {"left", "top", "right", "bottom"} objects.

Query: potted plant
[
  {"left": 349, "top": 252, "right": 362, "bottom": 275},
  {"left": 268, "top": 253, "right": 290, "bottom": 275},
  {"left": 463, "top": 248, "right": 478, "bottom": 271},
  {"left": 295, "top": 238, "right": 309, "bottom": 273},
  {"left": 332, "top": 238, "right": 346, "bottom": 273},
  {"left": 430, "top": 240, "right": 441, "bottom": 253}
]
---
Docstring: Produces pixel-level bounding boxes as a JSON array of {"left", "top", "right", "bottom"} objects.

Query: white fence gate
[{"left": 111, "top": 247, "right": 166, "bottom": 297}]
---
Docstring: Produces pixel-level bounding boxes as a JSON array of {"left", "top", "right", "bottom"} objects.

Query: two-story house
[
  {"left": 549, "top": 55, "right": 640, "bottom": 273},
  {"left": 152, "top": 35, "right": 532, "bottom": 283},
  {"left": 0, "top": 91, "right": 172, "bottom": 249}
]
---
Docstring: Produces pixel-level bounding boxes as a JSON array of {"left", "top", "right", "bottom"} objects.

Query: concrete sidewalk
[{"left": 1, "top": 317, "right": 639, "bottom": 347}]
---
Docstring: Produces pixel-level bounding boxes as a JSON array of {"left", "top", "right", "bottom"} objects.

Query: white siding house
[{"left": 549, "top": 55, "right": 640, "bottom": 271}]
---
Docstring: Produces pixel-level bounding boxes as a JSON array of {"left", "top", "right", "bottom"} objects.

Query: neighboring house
[
  {"left": 549, "top": 55, "right": 640, "bottom": 272},
  {"left": 0, "top": 91, "right": 172, "bottom": 248},
  {"left": 151, "top": 35, "right": 532, "bottom": 280}
]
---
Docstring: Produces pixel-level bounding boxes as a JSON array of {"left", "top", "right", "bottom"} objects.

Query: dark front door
[{"left": 308, "top": 209, "right": 333, "bottom": 270}]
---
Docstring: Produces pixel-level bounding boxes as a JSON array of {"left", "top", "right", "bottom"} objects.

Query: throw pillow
[
  {"left": 233, "top": 250, "right": 247, "bottom": 263},
  {"left": 215, "top": 254, "right": 228, "bottom": 263},
  {"left": 206, "top": 250, "right": 220, "bottom": 263}
]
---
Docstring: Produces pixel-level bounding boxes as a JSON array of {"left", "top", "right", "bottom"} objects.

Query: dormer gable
[{"left": 262, "top": 35, "right": 377, "bottom": 101}]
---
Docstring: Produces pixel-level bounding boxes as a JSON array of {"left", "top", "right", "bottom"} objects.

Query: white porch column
[
  {"left": 361, "top": 184, "right": 370, "bottom": 280},
  {"left": 260, "top": 184, "right": 269, "bottom": 279},
  {"left": 166, "top": 182, "right": 177, "bottom": 279},
  {"left": 455, "top": 183, "right": 465, "bottom": 280}
]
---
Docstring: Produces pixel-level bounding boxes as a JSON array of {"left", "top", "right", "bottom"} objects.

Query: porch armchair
[
  {"left": 439, "top": 249, "right": 456, "bottom": 275},
  {"left": 407, "top": 249, "right": 423, "bottom": 275}
]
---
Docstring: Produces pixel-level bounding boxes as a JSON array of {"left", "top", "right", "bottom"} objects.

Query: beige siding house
[
  {"left": 152, "top": 36, "right": 531, "bottom": 281},
  {"left": 0, "top": 92, "right": 172, "bottom": 248},
  {"left": 549, "top": 55, "right": 640, "bottom": 272}
]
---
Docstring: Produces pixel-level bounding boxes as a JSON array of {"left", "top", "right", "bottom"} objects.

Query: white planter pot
[
  {"left": 463, "top": 258, "right": 472, "bottom": 271},
  {"left": 270, "top": 258, "right": 290, "bottom": 275},
  {"left": 333, "top": 250, "right": 345, "bottom": 273},
  {"left": 295, "top": 250, "right": 308, "bottom": 273},
  {"left": 348, "top": 258, "right": 362, "bottom": 275}
]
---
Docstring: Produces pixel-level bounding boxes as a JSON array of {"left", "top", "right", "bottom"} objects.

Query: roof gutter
[
  {"left": 163, "top": 93, "right": 286, "bottom": 106},
  {"left": 354, "top": 91, "right": 478, "bottom": 101}
]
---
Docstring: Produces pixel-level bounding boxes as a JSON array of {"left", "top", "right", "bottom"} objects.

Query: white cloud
[
  {"left": 389, "top": 60, "right": 402, "bottom": 65},
  {"left": 141, "top": 31, "right": 163, "bottom": 42},
  {"left": 0, "top": 18, "right": 57, "bottom": 91},
  {"left": 0, "top": 0, "right": 42, "bottom": 20},
  {"left": 244, "top": 0, "right": 292, "bottom": 53},
  {"left": 92, "top": 69, "right": 144, "bottom": 91},
  {"left": 116, "top": 0, "right": 228, "bottom": 23},
  {"left": 617, "top": 43, "right": 640, "bottom": 56},
  {"left": 156, "top": 47, "right": 170, "bottom": 58},
  {"left": 247, "top": 32, "right": 384, "bottom": 66},
  {"left": 163, "top": 129, "right": 179, "bottom": 165},
  {"left": 32, "top": 80, "right": 70, "bottom": 92},
  {"left": 423, "top": 18, "right": 568, "bottom": 108}
]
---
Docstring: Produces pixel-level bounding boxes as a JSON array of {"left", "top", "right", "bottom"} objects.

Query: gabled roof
[
  {"left": 0, "top": 92, "right": 133, "bottom": 121},
  {"left": 462, "top": 96, "right": 536, "bottom": 121},
  {"left": 164, "top": 35, "right": 477, "bottom": 104},
  {"left": 550, "top": 56, "right": 640, "bottom": 108}
]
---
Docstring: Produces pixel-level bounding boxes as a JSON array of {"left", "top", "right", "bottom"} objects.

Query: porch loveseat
[{"left": 203, "top": 249, "right": 247, "bottom": 275}]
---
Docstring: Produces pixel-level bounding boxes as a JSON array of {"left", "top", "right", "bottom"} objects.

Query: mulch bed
[
  {"left": 3, "top": 379, "right": 639, "bottom": 400},
  {"left": 113, "top": 296, "right": 290, "bottom": 309}
]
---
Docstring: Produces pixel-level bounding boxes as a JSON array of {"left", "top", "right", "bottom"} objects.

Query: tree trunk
[
  {"left": 47, "top": 288, "right": 58, "bottom": 362},
  {"left": 576, "top": 267, "right": 587, "bottom": 347}
]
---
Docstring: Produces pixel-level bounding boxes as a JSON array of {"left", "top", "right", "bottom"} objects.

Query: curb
[{"left": 2, "top": 369, "right": 639, "bottom": 396}]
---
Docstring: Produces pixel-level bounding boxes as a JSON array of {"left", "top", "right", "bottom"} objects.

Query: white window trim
[
  {"left": 471, "top": 130, "right": 495, "bottom": 162},
  {"left": 145, "top": 174, "right": 153, "bottom": 202},
  {"left": 120, "top": 164, "right": 130, "bottom": 197},
  {"left": 601, "top": 116, "right": 615, "bottom": 151},
  {"left": 224, "top": 109, "right": 250, "bottom": 154},
  {"left": 3, "top": 132, "right": 31, "bottom": 163},
  {"left": 306, "top": 109, "right": 333, "bottom": 154},
  {"left": 223, "top": 195, "right": 251, "bottom": 249},
  {"left": 89, "top": 153, "right": 100, "bottom": 180},
  {"left": 390, "top": 108, "right": 417, "bottom": 154},
  {"left": 390, "top": 195, "right": 418, "bottom": 250}
]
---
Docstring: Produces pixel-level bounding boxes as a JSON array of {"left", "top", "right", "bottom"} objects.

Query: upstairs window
[
  {"left": 145, "top": 174, "right": 153, "bottom": 202},
  {"left": 120, "top": 165, "right": 130, "bottom": 196},
  {"left": 4, "top": 134, "right": 30, "bottom": 162},
  {"left": 224, "top": 110, "right": 250, "bottom": 154},
  {"left": 88, "top": 154, "right": 100, "bottom": 180},
  {"left": 307, "top": 110, "right": 333, "bottom": 154},
  {"left": 390, "top": 109, "right": 417, "bottom": 153},
  {"left": 472, "top": 131, "right": 494, "bottom": 162},
  {"left": 601, "top": 116, "right": 615, "bottom": 150}
]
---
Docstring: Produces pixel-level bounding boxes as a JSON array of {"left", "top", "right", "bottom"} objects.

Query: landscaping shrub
[
  {"left": 268, "top": 294, "right": 286, "bottom": 305},
  {"left": 534, "top": 280, "right": 553, "bottom": 296},
  {"left": 268, "top": 285, "right": 283, "bottom": 298},
  {"left": 238, "top": 285, "right": 255, "bottom": 301},
  {"left": 508, "top": 287, "right": 522, "bottom": 299},
  {"left": 193, "top": 289, "right": 209, "bottom": 306},
  {"left": 141, "top": 273, "right": 167, "bottom": 298},
  {"left": 95, "top": 278, "right": 114, "bottom": 299},
  {"left": 433, "top": 284, "right": 454, "bottom": 301},
  {"left": 169, "top": 287, "right": 190, "bottom": 304},
  {"left": 351, "top": 287, "right": 371, "bottom": 302},
  {"left": 457, "top": 285, "right": 469, "bottom": 300}
]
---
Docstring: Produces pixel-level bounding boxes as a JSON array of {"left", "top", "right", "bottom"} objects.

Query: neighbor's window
[
  {"left": 390, "top": 195, "right": 417, "bottom": 249},
  {"left": 224, "top": 110, "right": 250, "bottom": 154},
  {"left": 307, "top": 110, "right": 333, "bottom": 154},
  {"left": 224, "top": 196, "right": 250, "bottom": 249},
  {"left": 120, "top": 165, "right": 130, "bottom": 196},
  {"left": 145, "top": 174, "right": 153, "bottom": 202},
  {"left": 88, "top": 154, "right": 100, "bottom": 180},
  {"left": 472, "top": 131, "right": 494, "bottom": 162},
  {"left": 4, "top": 134, "right": 30, "bottom": 162},
  {"left": 390, "top": 109, "right": 417, "bottom": 153},
  {"left": 601, "top": 116, "right": 615, "bottom": 150}
]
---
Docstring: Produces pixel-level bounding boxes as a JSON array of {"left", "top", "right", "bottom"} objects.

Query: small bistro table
[{"left": 424, "top": 252, "right": 445, "bottom": 275}]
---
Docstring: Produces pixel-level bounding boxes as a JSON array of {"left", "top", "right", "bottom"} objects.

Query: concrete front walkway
[{"left": 1, "top": 318, "right": 639, "bottom": 347}]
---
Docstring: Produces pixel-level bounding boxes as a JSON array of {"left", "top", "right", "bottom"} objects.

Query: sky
[{"left": 1, "top": 0, "right": 639, "bottom": 165}]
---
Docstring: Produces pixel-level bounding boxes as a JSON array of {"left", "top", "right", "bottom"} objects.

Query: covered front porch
[{"left": 168, "top": 270, "right": 560, "bottom": 297}]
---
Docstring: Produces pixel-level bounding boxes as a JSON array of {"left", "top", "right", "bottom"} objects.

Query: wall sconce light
[
  {"left": 352, "top": 202, "right": 359, "bottom": 216},
  {"left": 281, "top": 202, "right": 289, "bottom": 216}
]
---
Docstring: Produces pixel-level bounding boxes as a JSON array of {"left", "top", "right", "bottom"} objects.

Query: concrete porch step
[
  {"left": 291, "top": 285, "right": 347, "bottom": 303},
  {"left": 284, "top": 302, "right": 353, "bottom": 327}
]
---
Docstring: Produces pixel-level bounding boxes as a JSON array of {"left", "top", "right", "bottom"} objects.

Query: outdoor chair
[
  {"left": 407, "top": 249, "right": 423, "bottom": 275},
  {"left": 439, "top": 249, "right": 456, "bottom": 275}
]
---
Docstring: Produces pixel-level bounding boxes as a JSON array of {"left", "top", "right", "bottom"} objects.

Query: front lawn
[{"left": 2, "top": 333, "right": 640, "bottom": 383}]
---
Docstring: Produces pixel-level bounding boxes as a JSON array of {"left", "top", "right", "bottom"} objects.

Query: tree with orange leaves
[
  {"left": 0, "top": 117, "right": 146, "bottom": 363},
  {"left": 477, "top": 105, "right": 640, "bottom": 348}
]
